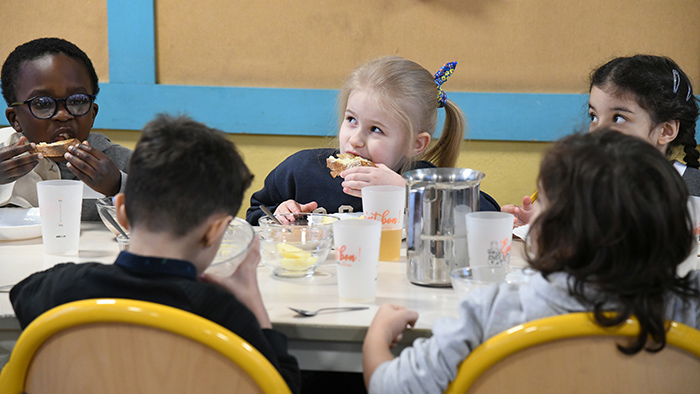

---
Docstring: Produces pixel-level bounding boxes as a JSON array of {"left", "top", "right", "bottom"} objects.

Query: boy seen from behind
[{"left": 10, "top": 114, "right": 301, "bottom": 393}]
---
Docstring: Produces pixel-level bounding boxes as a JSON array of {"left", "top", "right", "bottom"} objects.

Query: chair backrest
[
  {"left": 0, "top": 299, "right": 292, "bottom": 394},
  {"left": 444, "top": 312, "right": 700, "bottom": 394}
]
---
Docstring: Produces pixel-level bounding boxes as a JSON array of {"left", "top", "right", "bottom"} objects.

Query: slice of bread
[
  {"left": 32, "top": 138, "right": 80, "bottom": 158},
  {"left": 326, "top": 153, "right": 376, "bottom": 178}
]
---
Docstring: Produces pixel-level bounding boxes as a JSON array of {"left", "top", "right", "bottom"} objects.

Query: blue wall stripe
[
  {"left": 106, "top": 0, "right": 155, "bottom": 84},
  {"left": 93, "top": 84, "right": 589, "bottom": 141}
]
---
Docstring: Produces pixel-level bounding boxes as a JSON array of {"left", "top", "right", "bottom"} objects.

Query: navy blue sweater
[{"left": 246, "top": 148, "right": 499, "bottom": 225}]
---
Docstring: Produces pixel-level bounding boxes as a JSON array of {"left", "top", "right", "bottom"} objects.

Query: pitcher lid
[{"left": 403, "top": 167, "right": 485, "bottom": 185}]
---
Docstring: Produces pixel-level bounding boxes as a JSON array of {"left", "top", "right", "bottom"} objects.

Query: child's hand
[
  {"left": 363, "top": 304, "right": 419, "bottom": 387},
  {"left": 199, "top": 237, "right": 272, "bottom": 328},
  {"left": 64, "top": 141, "right": 121, "bottom": 196},
  {"left": 0, "top": 136, "right": 41, "bottom": 185},
  {"left": 366, "top": 304, "right": 419, "bottom": 348},
  {"left": 340, "top": 164, "right": 405, "bottom": 198},
  {"left": 501, "top": 195, "right": 535, "bottom": 227},
  {"left": 274, "top": 200, "right": 318, "bottom": 219}
]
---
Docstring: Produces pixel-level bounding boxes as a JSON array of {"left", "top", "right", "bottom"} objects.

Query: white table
[{"left": 0, "top": 222, "right": 527, "bottom": 372}]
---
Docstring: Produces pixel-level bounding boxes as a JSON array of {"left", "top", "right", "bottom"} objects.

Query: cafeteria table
[{"left": 0, "top": 221, "right": 529, "bottom": 372}]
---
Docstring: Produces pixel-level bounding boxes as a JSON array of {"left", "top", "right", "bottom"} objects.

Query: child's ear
[
  {"left": 113, "top": 193, "right": 130, "bottom": 231},
  {"left": 203, "top": 214, "right": 233, "bottom": 248},
  {"left": 412, "top": 132, "right": 431, "bottom": 156},
  {"left": 5, "top": 108, "right": 22, "bottom": 132},
  {"left": 657, "top": 120, "right": 680, "bottom": 148}
]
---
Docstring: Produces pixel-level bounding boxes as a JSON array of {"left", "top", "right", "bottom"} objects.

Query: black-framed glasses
[{"left": 10, "top": 93, "right": 96, "bottom": 119}]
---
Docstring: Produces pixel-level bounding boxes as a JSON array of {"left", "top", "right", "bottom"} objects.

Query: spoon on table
[{"left": 288, "top": 306, "right": 369, "bottom": 317}]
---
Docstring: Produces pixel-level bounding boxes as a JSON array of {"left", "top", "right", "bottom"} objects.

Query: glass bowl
[
  {"left": 259, "top": 213, "right": 339, "bottom": 277},
  {"left": 117, "top": 234, "right": 129, "bottom": 251},
  {"left": 206, "top": 218, "right": 256, "bottom": 276},
  {"left": 450, "top": 266, "right": 536, "bottom": 299},
  {"left": 450, "top": 266, "right": 508, "bottom": 298},
  {"left": 95, "top": 197, "right": 128, "bottom": 237}
]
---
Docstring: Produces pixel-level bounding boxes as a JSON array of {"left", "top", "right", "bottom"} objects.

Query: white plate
[{"left": 0, "top": 208, "right": 42, "bottom": 240}]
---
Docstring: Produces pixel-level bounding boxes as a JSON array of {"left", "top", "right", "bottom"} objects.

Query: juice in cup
[
  {"left": 362, "top": 185, "right": 406, "bottom": 262},
  {"left": 379, "top": 228, "right": 402, "bottom": 261}
]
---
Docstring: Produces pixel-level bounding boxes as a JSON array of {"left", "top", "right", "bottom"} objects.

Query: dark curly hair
[
  {"left": 1, "top": 37, "right": 99, "bottom": 106},
  {"left": 590, "top": 55, "right": 700, "bottom": 168},
  {"left": 527, "top": 129, "right": 699, "bottom": 354}
]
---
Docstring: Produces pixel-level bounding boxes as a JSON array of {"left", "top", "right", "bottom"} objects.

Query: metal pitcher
[{"left": 404, "top": 168, "right": 485, "bottom": 287}]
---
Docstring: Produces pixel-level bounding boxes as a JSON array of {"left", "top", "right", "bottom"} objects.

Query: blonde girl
[{"left": 247, "top": 56, "right": 499, "bottom": 224}]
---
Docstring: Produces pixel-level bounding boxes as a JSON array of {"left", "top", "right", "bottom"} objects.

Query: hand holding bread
[
  {"left": 0, "top": 136, "right": 41, "bottom": 184},
  {"left": 31, "top": 138, "right": 80, "bottom": 158},
  {"left": 326, "top": 153, "right": 376, "bottom": 178},
  {"left": 64, "top": 140, "right": 122, "bottom": 196}
]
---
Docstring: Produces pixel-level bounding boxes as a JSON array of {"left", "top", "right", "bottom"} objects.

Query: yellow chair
[
  {"left": 444, "top": 312, "right": 700, "bottom": 394},
  {"left": 0, "top": 298, "right": 292, "bottom": 394}
]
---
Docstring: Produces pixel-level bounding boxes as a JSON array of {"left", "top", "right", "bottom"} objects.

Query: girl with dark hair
[
  {"left": 362, "top": 130, "right": 700, "bottom": 394},
  {"left": 589, "top": 55, "right": 700, "bottom": 190},
  {"left": 504, "top": 54, "right": 700, "bottom": 226}
]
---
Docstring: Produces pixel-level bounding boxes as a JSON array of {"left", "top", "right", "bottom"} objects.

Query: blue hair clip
[{"left": 434, "top": 61, "right": 457, "bottom": 108}]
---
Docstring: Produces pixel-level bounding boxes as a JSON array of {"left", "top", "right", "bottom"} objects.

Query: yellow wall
[
  {"left": 1, "top": 0, "right": 698, "bottom": 215},
  {"left": 98, "top": 130, "right": 548, "bottom": 214}
]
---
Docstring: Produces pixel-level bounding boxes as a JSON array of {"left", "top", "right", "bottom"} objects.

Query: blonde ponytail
[{"left": 420, "top": 99, "right": 465, "bottom": 167}]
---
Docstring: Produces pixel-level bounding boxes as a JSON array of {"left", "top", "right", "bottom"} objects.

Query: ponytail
[
  {"left": 677, "top": 119, "right": 700, "bottom": 168},
  {"left": 420, "top": 99, "right": 465, "bottom": 167}
]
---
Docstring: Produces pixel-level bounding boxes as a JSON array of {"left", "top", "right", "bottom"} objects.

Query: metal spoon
[
  {"left": 103, "top": 210, "right": 130, "bottom": 240},
  {"left": 288, "top": 306, "right": 369, "bottom": 317},
  {"left": 260, "top": 205, "right": 283, "bottom": 225}
]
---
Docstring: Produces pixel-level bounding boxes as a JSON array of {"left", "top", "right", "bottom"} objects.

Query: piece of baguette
[
  {"left": 326, "top": 153, "right": 376, "bottom": 178},
  {"left": 32, "top": 138, "right": 80, "bottom": 158}
]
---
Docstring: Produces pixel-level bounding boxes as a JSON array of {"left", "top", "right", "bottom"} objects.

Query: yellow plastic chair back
[
  {"left": 0, "top": 298, "right": 292, "bottom": 394},
  {"left": 444, "top": 312, "right": 700, "bottom": 394}
]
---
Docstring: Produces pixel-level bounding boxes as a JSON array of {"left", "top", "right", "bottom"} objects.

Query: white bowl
[{"left": 259, "top": 213, "right": 338, "bottom": 277}]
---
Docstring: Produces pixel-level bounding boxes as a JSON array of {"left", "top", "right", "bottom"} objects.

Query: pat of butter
[{"left": 277, "top": 243, "right": 315, "bottom": 269}]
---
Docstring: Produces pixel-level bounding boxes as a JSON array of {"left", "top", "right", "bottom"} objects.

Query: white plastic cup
[
  {"left": 466, "top": 212, "right": 514, "bottom": 267},
  {"left": 333, "top": 219, "right": 382, "bottom": 301},
  {"left": 362, "top": 185, "right": 405, "bottom": 261},
  {"left": 36, "top": 180, "right": 83, "bottom": 255},
  {"left": 678, "top": 196, "right": 700, "bottom": 276}
]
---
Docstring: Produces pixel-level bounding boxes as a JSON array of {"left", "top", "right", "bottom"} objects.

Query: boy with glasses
[{"left": 0, "top": 37, "right": 131, "bottom": 220}]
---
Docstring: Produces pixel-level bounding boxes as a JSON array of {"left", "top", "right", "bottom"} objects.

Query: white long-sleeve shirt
[{"left": 369, "top": 271, "right": 700, "bottom": 394}]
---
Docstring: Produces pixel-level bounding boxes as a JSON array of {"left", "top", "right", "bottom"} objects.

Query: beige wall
[
  {"left": 1, "top": 0, "right": 698, "bottom": 215},
  {"left": 100, "top": 131, "right": 547, "bottom": 214}
]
